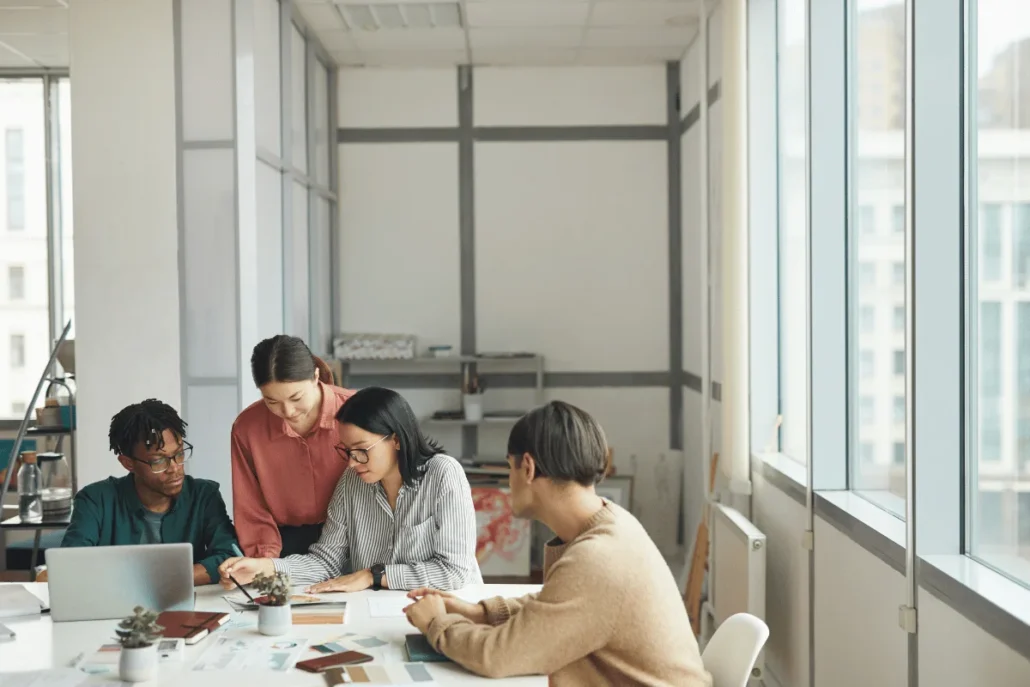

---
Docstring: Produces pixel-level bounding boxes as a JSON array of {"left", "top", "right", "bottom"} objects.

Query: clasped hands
[
  {"left": 216, "top": 557, "right": 374, "bottom": 593},
  {"left": 403, "top": 587, "right": 486, "bottom": 634}
]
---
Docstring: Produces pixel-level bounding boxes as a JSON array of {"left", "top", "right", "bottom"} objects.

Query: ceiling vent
[{"left": 335, "top": 2, "right": 464, "bottom": 31}]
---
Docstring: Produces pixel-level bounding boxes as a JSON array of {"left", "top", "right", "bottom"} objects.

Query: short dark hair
[
  {"left": 251, "top": 335, "right": 316, "bottom": 387},
  {"left": 336, "top": 387, "right": 444, "bottom": 487},
  {"left": 109, "top": 399, "right": 187, "bottom": 458},
  {"left": 507, "top": 401, "right": 608, "bottom": 486}
]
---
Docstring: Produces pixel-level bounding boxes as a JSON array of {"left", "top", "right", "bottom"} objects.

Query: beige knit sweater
[{"left": 426, "top": 501, "right": 712, "bottom": 686}]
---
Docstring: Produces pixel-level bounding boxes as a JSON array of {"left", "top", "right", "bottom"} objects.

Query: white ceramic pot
[
  {"left": 258, "top": 603, "right": 292, "bottom": 636},
  {"left": 119, "top": 644, "right": 157, "bottom": 683},
  {"left": 463, "top": 394, "right": 484, "bottom": 422}
]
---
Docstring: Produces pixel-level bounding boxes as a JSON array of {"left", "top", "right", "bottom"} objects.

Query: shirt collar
[
  {"left": 117, "top": 473, "right": 188, "bottom": 516},
  {"left": 277, "top": 381, "right": 340, "bottom": 439}
]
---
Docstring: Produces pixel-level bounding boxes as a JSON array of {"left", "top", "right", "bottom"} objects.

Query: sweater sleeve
[
  {"left": 230, "top": 426, "right": 282, "bottom": 558},
  {"left": 426, "top": 543, "right": 622, "bottom": 678},
  {"left": 480, "top": 593, "right": 540, "bottom": 625}
]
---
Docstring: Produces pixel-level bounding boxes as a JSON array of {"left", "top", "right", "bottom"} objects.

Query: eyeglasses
[
  {"left": 132, "top": 442, "right": 193, "bottom": 474},
  {"left": 334, "top": 434, "right": 390, "bottom": 465}
]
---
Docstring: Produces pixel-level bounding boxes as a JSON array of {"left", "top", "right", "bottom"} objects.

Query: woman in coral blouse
[{"left": 232, "top": 335, "right": 355, "bottom": 557}]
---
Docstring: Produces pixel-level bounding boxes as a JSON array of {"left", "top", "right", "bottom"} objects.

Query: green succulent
[
  {"left": 253, "top": 571, "right": 291, "bottom": 607},
  {"left": 115, "top": 606, "right": 164, "bottom": 649}
]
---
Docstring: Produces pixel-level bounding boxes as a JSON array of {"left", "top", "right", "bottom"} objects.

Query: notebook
[
  {"left": 156, "top": 610, "right": 229, "bottom": 644},
  {"left": 405, "top": 634, "right": 450, "bottom": 663}
]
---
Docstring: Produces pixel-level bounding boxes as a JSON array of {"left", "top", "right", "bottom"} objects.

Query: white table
[{"left": 0, "top": 582, "right": 545, "bottom": 685}]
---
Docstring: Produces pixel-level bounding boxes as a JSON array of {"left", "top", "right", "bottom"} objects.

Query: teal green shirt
[{"left": 61, "top": 474, "right": 238, "bottom": 583}]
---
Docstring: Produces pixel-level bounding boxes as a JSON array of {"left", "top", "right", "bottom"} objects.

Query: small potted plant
[
  {"left": 115, "top": 606, "right": 164, "bottom": 683},
  {"left": 253, "top": 571, "right": 292, "bottom": 636}
]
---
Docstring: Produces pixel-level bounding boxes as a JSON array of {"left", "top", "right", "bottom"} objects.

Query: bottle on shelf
[{"left": 17, "top": 451, "right": 43, "bottom": 524}]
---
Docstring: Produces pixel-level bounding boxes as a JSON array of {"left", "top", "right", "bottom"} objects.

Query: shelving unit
[
  {"left": 337, "top": 352, "right": 544, "bottom": 462},
  {"left": 0, "top": 322, "right": 77, "bottom": 580}
]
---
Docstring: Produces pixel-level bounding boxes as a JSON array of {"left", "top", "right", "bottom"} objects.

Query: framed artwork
[
  {"left": 596, "top": 475, "right": 634, "bottom": 510},
  {"left": 471, "top": 484, "right": 531, "bottom": 577}
]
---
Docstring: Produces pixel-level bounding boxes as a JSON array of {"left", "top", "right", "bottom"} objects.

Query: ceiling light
[{"left": 335, "top": 2, "right": 464, "bottom": 30}]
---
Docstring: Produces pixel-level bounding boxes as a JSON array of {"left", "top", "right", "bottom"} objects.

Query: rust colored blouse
[{"left": 231, "top": 382, "right": 356, "bottom": 558}]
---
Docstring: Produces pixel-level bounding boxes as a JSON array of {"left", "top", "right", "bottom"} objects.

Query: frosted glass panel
[
  {"left": 257, "top": 161, "right": 284, "bottom": 340},
  {"left": 183, "top": 149, "right": 237, "bottom": 378},
  {"left": 291, "top": 24, "right": 307, "bottom": 172},
  {"left": 185, "top": 384, "right": 238, "bottom": 511},
  {"left": 180, "top": 0, "right": 233, "bottom": 141},
  {"left": 255, "top": 0, "right": 281, "bottom": 155},
  {"left": 310, "top": 195, "right": 333, "bottom": 354},
  {"left": 314, "top": 58, "right": 330, "bottom": 185},
  {"left": 289, "top": 181, "right": 310, "bottom": 339}
]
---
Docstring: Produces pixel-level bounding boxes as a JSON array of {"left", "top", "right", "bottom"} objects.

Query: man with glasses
[{"left": 58, "top": 399, "right": 238, "bottom": 585}]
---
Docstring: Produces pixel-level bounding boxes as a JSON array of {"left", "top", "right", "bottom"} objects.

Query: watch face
[{"left": 372, "top": 563, "right": 385, "bottom": 575}]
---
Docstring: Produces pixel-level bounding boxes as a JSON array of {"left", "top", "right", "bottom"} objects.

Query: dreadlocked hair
[{"left": 108, "top": 399, "right": 188, "bottom": 457}]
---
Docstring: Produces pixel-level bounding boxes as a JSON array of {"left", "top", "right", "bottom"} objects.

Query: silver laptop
[{"left": 45, "top": 543, "right": 195, "bottom": 622}]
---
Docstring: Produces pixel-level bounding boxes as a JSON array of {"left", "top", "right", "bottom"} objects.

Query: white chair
[{"left": 701, "top": 613, "right": 770, "bottom": 687}]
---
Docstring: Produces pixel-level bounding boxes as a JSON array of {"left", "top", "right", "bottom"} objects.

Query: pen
[{"left": 228, "top": 543, "right": 256, "bottom": 603}]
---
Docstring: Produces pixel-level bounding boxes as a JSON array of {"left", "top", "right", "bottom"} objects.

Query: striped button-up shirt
[{"left": 273, "top": 454, "right": 483, "bottom": 590}]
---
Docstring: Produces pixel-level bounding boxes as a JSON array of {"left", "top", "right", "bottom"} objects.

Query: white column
[
  {"left": 720, "top": 0, "right": 750, "bottom": 490},
  {"left": 69, "top": 0, "right": 181, "bottom": 488}
]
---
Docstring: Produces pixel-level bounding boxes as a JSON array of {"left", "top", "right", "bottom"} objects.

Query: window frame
[{"left": 0, "top": 72, "right": 70, "bottom": 427}]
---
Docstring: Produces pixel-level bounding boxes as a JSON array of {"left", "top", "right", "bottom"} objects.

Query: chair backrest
[{"left": 701, "top": 613, "right": 770, "bottom": 687}]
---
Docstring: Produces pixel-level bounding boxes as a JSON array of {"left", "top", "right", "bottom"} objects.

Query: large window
[
  {"left": 850, "top": 0, "right": 907, "bottom": 506},
  {"left": 777, "top": 0, "right": 808, "bottom": 463},
  {"left": 0, "top": 76, "right": 71, "bottom": 422},
  {"left": 971, "top": 0, "right": 1030, "bottom": 584}
]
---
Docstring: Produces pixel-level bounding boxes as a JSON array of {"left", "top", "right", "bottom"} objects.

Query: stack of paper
[
  {"left": 292, "top": 602, "right": 348, "bottom": 625},
  {"left": 0, "top": 585, "right": 46, "bottom": 619}
]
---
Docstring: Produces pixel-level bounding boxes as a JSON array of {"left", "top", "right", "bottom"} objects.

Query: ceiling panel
[
  {"left": 297, "top": 2, "right": 347, "bottom": 30},
  {"left": 474, "top": 47, "right": 577, "bottom": 66},
  {"left": 358, "top": 48, "right": 467, "bottom": 66},
  {"left": 583, "top": 27, "right": 696, "bottom": 49},
  {"left": 469, "top": 27, "right": 582, "bottom": 49},
  {"left": 0, "top": 33, "right": 66, "bottom": 66},
  {"left": 590, "top": 1, "right": 699, "bottom": 28},
  {"left": 0, "top": 40, "right": 34, "bottom": 67},
  {"left": 465, "top": 1, "right": 589, "bottom": 28},
  {"left": 0, "top": 0, "right": 65, "bottom": 7},
  {"left": 0, "top": 7, "right": 66, "bottom": 34},
  {"left": 350, "top": 27, "right": 465, "bottom": 50},
  {"left": 578, "top": 46, "right": 685, "bottom": 65},
  {"left": 319, "top": 29, "right": 355, "bottom": 51}
]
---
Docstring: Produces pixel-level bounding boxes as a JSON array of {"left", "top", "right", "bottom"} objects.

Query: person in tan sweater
[{"left": 404, "top": 401, "right": 711, "bottom": 687}]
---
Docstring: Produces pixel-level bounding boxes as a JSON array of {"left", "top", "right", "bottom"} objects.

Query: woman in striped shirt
[{"left": 219, "top": 386, "right": 482, "bottom": 592}]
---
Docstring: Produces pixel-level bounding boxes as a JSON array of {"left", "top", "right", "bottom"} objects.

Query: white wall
[
  {"left": 69, "top": 0, "right": 181, "bottom": 488},
  {"left": 337, "top": 64, "right": 681, "bottom": 548}
]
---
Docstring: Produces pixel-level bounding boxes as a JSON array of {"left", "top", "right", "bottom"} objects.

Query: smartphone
[{"left": 296, "top": 650, "right": 374, "bottom": 673}]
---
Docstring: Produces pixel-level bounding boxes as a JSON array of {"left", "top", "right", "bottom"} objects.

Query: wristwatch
[{"left": 371, "top": 563, "right": 386, "bottom": 591}]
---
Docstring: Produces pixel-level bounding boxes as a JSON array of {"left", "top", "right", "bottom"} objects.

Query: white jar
[
  {"left": 258, "top": 603, "right": 292, "bottom": 636},
  {"left": 119, "top": 644, "right": 158, "bottom": 683},
  {"left": 463, "top": 394, "right": 484, "bottom": 422}
]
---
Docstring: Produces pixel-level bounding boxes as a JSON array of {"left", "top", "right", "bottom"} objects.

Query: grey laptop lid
[{"left": 45, "top": 543, "right": 195, "bottom": 622}]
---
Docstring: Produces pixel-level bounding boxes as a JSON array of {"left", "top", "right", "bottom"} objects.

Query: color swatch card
[
  {"left": 293, "top": 602, "right": 348, "bottom": 625},
  {"left": 311, "top": 633, "right": 407, "bottom": 664},
  {"left": 323, "top": 663, "right": 435, "bottom": 685},
  {"left": 192, "top": 635, "right": 309, "bottom": 672}
]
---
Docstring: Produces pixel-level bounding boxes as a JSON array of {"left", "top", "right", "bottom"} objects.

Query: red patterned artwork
[{"left": 471, "top": 486, "right": 530, "bottom": 575}]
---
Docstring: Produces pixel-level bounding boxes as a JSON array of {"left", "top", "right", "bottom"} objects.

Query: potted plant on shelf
[
  {"left": 253, "top": 571, "right": 292, "bottom": 636},
  {"left": 115, "top": 606, "right": 164, "bottom": 683}
]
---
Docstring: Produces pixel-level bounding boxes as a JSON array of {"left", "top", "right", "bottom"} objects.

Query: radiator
[{"left": 701, "top": 503, "right": 767, "bottom": 682}]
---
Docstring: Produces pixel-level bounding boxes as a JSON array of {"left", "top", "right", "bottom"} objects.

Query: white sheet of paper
[
  {"left": 367, "top": 596, "right": 411, "bottom": 618},
  {"left": 0, "top": 585, "right": 45, "bottom": 618},
  {"left": 0, "top": 668, "right": 88, "bottom": 687},
  {"left": 192, "top": 634, "right": 309, "bottom": 672}
]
